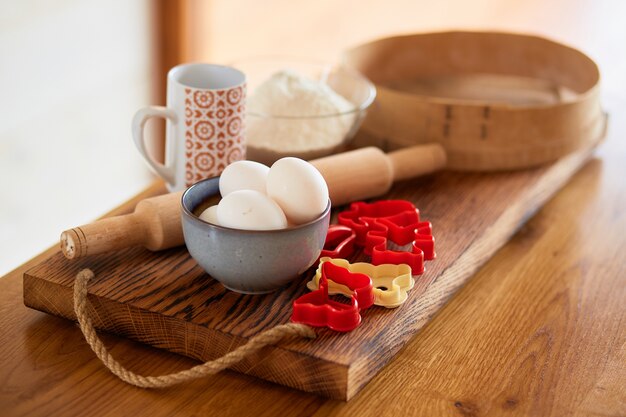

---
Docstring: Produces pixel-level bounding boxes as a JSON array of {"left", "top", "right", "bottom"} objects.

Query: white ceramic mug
[{"left": 132, "top": 63, "right": 246, "bottom": 191}]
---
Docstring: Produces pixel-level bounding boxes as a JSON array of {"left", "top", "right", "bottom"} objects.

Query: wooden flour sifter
[
  {"left": 61, "top": 31, "right": 606, "bottom": 260},
  {"left": 344, "top": 31, "right": 606, "bottom": 170}
]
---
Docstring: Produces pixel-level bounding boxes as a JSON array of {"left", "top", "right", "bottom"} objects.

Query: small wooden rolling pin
[{"left": 60, "top": 144, "right": 446, "bottom": 259}]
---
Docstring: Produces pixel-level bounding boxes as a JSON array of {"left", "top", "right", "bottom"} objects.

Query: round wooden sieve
[{"left": 344, "top": 31, "right": 607, "bottom": 171}]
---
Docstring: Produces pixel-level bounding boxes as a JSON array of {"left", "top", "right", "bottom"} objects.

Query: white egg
[
  {"left": 266, "top": 157, "right": 329, "bottom": 224},
  {"left": 199, "top": 205, "right": 219, "bottom": 225},
  {"left": 217, "top": 190, "right": 287, "bottom": 230},
  {"left": 219, "top": 160, "right": 270, "bottom": 197}
]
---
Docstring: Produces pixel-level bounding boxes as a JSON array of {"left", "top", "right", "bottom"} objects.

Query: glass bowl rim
[{"left": 230, "top": 55, "right": 377, "bottom": 119}]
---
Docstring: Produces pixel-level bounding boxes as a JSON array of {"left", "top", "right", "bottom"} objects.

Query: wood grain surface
[
  {"left": 0, "top": 133, "right": 624, "bottom": 415},
  {"left": 21, "top": 131, "right": 599, "bottom": 400},
  {"left": 2, "top": 129, "right": 624, "bottom": 415}
]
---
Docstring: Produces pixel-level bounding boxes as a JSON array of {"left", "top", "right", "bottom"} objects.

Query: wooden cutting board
[{"left": 23, "top": 142, "right": 597, "bottom": 401}]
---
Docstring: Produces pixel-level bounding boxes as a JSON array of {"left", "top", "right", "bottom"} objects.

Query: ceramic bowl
[
  {"left": 181, "top": 177, "right": 331, "bottom": 294},
  {"left": 232, "top": 57, "right": 376, "bottom": 165}
]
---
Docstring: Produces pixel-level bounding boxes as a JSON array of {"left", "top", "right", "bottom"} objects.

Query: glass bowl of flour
[{"left": 232, "top": 58, "right": 376, "bottom": 165}]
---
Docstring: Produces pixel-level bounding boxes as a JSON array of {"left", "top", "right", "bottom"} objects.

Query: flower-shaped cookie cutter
[
  {"left": 338, "top": 200, "right": 435, "bottom": 273},
  {"left": 308, "top": 257, "right": 414, "bottom": 308},
  {"left": 291, "top": 261, "right": 373, "bottom": 332},
  {"left": 317, "top": 224, "right": 357, "bottom": 264}
]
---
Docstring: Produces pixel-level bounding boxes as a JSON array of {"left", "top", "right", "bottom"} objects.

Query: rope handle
[{"left": 73, "top": 269, "right": 316, "bottom": 388}]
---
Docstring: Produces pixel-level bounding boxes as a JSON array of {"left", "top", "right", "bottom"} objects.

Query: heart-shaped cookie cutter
[
  {"left": 317, "top": 224, "right": 357, "bottom": 265},
  {"left": 291, "top": 262, "right": 373, "bottom": 332},
  {"left": 338, "top": 200, "right": 435, "bottom": 273},
  {"left": 308, "top": 257, "right": 414, "bottom": 308}
]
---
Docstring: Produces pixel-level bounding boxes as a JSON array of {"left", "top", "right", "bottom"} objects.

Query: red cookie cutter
[
  {"left": 291, "top": 262, "right": 374, "bottom": 332},
  {"left": 317, "top": 224, "right": 357, "bottom": 263},
  {"left": 337, "top": 200, "right": 435, "bottom": 273}
]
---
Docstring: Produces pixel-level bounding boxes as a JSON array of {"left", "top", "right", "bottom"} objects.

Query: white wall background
[{"left": 0, "top": 1, "right": 156, "bottom": 276}]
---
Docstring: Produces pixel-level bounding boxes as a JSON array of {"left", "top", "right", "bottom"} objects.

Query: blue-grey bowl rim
[{"left": 181, "top": 176, "right": 332, "bottom": 233}]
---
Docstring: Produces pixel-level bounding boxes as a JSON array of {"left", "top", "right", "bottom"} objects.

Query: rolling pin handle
[
  {"left": 387, "top": 143, "right": 447, "bottom": 181},
  {"left": 60, "top": 214, "right": 146, "bottom": 259}
]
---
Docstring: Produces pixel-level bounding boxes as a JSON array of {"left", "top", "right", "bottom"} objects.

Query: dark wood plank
[{"left": 22, "top": 138, "right": 597, "bottom": 400}]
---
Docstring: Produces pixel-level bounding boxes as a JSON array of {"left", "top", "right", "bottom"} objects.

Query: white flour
[{"left": 247, "top": 70, "right": 355, "bottom": 152}]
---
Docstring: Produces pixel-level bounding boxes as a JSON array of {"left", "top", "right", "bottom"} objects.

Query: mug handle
[{"left": 132, "top": 106, "right": 178, "bottom": 186}]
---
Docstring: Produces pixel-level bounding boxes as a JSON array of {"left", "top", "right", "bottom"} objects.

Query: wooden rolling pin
[{"left": 60, "top": 144, "right": 446, "bottom": 259}]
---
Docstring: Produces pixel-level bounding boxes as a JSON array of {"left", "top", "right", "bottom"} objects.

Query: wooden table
[
  {"left": 1, "top": 126, "right": 624, "bottom": 416},
  {"left": 3, "top": 29, "right": 626, "bottom": 417}
]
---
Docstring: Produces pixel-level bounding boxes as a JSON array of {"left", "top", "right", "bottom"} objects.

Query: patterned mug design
[
  {"left": 184, "top": 86, "right": 246, "bottom": 186},
  {"left": 132, "top": 63, "right": 246, "bottom": 192}
]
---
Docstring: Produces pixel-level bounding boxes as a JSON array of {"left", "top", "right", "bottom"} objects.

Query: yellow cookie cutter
[{"left": 307, "top": 257, "right": 414, "bottom": 308}]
